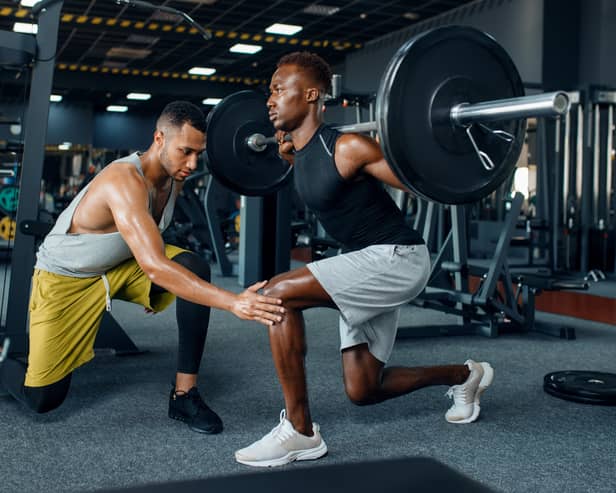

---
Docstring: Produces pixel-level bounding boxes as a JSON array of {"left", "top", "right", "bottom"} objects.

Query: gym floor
[{"left": 1, "top": 265, "right": 615, "bottom": 493}]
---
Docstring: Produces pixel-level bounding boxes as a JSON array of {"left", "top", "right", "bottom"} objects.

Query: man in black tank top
[{"left": 235, "top": 52, "right": 494, "bottom": 467}]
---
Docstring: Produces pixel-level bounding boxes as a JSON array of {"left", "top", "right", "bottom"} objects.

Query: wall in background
[
  {"left": 342, "top": 0, "right": 544, "bottom": 99},
  {"left": 0, "top": 101, "right": 92, "bottom": 145},
  {"left": 93, "top": 111, "right": 158, "bottom": 151}
]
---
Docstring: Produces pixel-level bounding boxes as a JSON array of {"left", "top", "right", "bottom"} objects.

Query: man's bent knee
[
  {"left": 344, "top": 380, "right": 378, "bottom": 406},
  {"left": 262, "top": 279, "right": 292, "bottom": 303},
  {"left": 22, "top": 374, "right": 71, "bottom": 413}
]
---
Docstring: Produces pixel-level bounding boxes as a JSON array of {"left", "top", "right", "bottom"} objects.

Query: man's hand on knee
[{"left": 231, "top": 280, "right": 285, "bottom": 326}]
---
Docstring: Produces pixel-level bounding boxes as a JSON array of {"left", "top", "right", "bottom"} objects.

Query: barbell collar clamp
[
  {"left": 246, "top": 133, "right": 271, "bottom": 152},
  {"left": 450, "top": 91, "right": 571, "bottom": 127}
]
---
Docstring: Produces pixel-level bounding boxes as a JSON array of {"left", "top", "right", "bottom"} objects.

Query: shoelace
[
  {"left": 187, "top": 390, "right": 214, "bottom": 412},
  {"left": 265, "top": 410, "right": 296, "bottom": 444},
  {"left": 175, "top": 388, "right": 210, "bottom": 412},
  {"left": 445, "top": 384, "right": 472, "bottom": 405}
]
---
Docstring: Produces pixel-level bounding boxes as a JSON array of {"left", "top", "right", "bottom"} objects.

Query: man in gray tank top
[{"left": 0, "top": 101, "right": 284, "bottom": 434}]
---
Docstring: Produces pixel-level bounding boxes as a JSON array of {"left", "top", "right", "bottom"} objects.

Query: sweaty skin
[{"left": 70, "top": 122, "right": 285, "bottom": 327}]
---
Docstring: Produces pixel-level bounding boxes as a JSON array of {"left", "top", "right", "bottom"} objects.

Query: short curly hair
[
  {"left": 157, "top": 101, "right": 207, "bottom": 134},
  {"left": 277, "top": 51, "right": 332, "bottom": 95}
]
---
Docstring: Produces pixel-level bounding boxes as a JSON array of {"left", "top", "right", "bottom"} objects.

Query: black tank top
[{"left": 293, "top": 124, "right": 424, "bottom": 251}]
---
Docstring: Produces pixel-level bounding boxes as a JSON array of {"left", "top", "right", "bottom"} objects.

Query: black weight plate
[
  {"left": 544, "top": 371, "right": 616, "bottom": 405},
  {"left": 376, "top": 26, "right": 525, "bottom": 204},
  {"left": 206, "top": 90, "right": 292, "bottom": 196}
]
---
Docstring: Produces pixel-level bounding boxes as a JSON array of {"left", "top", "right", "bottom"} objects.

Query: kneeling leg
[
  {"left": 1, "top": 357, "right": 71, "bottom": 413},
  {"left": 342, "top": 344, "right": 469, "bottom": 405}
]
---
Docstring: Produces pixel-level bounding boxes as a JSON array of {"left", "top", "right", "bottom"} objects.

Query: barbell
[{"left": 205, "top": 25, "right": 570, "bottom": 204}]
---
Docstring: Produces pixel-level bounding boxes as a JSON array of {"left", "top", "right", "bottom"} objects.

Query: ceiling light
[
  {"left": 265, "top": 23, "right": 303, "bottom": 36},
  {"left": 229, "top": 43, "right": 262, "bottom": 55},
  {"left": 20, "top": 0, "right": 41, "bottom": 7},
  {"left": 13, "top": 23, "right": 38, "bottom": 34},
  {"left": 49, "top": 94, "right": 63, "bottom": 102},
  {"left": 106, "top": 47, "right": 151, "bottom": 59},
  {"left": 58, "top": 142, "right": 72, "bottom": 150},
  {"left": 403, "top": 12, "right": 421, "bottom": 20},
  {"left": 202, "top": 98, "right": 222, "bottom": 105},
  {"left": 126, "top": 34, "right": 160, "bottom": 44},
  {"left": 107, "top": 105, "right": 128, "bottom": 113},
  {"left": 303, "top": 4, "right": 340, "bottom": 16},
  {"left": 188, "top": 67, "right": 216, "bottom": 76},
  {"left": 126, "top": 92, "right": 151, "bottom": 101}
]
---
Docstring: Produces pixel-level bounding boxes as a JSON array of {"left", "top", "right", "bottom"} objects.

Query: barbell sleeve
[{"left": 450, "top": 91, "right": 571, "bottom": 127}]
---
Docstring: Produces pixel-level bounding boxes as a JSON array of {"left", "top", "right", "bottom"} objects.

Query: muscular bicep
[
  {"left": 335, "top": 134, "right": 409, "bottom": 191},
  {"left": 103, "top": 170, "right": 166, "bottom": 267}
]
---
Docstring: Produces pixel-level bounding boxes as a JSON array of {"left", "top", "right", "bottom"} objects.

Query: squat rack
[{"left": 1, "top": 1, "right": 140, "bottom": 357}]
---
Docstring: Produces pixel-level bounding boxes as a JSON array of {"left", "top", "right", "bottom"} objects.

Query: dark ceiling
[{"left": 0, "top": 0, "right": 476, "bottom": 112}]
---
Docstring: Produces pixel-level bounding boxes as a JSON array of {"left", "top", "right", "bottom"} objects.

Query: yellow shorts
[{"left": 25, "top": 244, "right": 186, "bottom": 387}]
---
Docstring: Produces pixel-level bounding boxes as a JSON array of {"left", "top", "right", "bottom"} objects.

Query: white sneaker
[
  {"left": 235, "top": 410, "right": 328, "bottom": 467},
  {"left": 445, "top": 360, "right": 494, "bottom": 424}
]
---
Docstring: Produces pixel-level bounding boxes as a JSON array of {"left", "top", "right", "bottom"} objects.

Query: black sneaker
[{"left": 168, "top": 386, "right": 223, "bottom": 434}]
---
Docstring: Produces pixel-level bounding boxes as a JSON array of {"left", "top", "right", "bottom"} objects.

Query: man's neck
[
  {"left": 290, "top": 117, "right": 323, "bottom": 151},
  {"left": 139, "top": 148, "right": 172, "bottom": 189}
]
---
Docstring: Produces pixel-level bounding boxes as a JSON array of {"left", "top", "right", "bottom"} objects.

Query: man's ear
[
  {"left": 306, "top": 87, "right": 320, "bottom": 103},
  {"left": 154, "top": 129, "right": 164, "bottom": 146}
]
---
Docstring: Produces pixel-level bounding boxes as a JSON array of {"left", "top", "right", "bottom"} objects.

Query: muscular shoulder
[
  {"left": 102, "top": 161, "right": 143, "bottom": 180},
  {"left": 85, "top": 162, "right": 149, "bottom": 210},
  {"left": 334, "top": 133, "right": 383, "bottom": 179},
  {"left": 95, "top": 162, "right": 146, "bottom": 192}
]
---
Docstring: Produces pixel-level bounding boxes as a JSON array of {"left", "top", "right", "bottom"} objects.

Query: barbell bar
[
  {"left": 205, "top": 25, "right": 572, "bottom": 203},
  {"left": 450, "top": 91, "right": 570, "bottom": 126},
  {"left": 247, "top": 91, "right": 570, "bottom": 152}
]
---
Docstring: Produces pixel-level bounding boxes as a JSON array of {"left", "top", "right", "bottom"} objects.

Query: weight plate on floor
[
  {"left": 544, "top": 371, "right": 616, "bottom": 405},
  {"left": 206, "top": 90, "right": 292, "bottom": 196},
  {"left": 376, "top": 26, "right": 525, "bottom": 204}
]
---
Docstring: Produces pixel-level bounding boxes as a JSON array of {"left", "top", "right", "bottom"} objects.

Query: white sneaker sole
[
  {"left": 235, "top": 440, "right": 328, "bottom": 468},
  {"left": 446, "top": 362, "right": 494, "bottom": 424}
]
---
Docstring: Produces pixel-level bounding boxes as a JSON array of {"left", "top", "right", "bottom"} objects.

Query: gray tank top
[{"left": 35, "top": 152, "right": 177, "bottom": 278}]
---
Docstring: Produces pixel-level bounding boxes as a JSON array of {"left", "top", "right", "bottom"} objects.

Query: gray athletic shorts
[{"left": 307, "top": 244, "right": 430, "bottom": 363}]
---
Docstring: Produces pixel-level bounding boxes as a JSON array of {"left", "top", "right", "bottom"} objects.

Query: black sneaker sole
[{"left": 168, "top": 412, "right": 223, "bottom": 434}]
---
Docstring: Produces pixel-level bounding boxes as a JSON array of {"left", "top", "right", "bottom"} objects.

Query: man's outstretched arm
[{"left": 103, "top": 167, "right": 284, "bottom": 326}]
